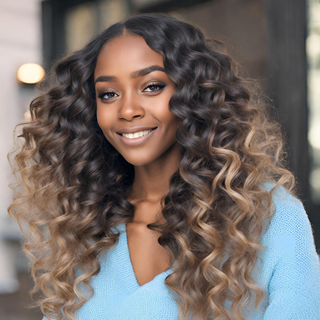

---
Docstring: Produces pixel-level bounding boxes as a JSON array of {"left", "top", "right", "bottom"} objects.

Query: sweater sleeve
[{"left": 262, "top": 195, "right": 320, "bottom": 320}]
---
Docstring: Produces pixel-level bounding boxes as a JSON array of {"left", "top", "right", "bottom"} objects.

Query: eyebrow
[{"left": 94, "top": 65, "right": 166, "bottom": 84}]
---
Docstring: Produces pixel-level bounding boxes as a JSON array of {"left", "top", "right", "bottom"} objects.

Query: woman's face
[{"left": 94, "top": 35, "right": 179, "bottom": 166}]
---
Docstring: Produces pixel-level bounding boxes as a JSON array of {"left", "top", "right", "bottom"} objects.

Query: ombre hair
[{"left": 8, "top": 12, "right": 296, "bottom": 320}]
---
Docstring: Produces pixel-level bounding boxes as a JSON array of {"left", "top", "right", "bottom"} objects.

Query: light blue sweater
[{"left": 42, "top": 185, "right": 320, "bottom": 319}]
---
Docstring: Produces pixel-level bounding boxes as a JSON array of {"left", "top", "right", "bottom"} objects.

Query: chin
[{"left": 121, "top": 153, "right": 158, "bottom": 167}]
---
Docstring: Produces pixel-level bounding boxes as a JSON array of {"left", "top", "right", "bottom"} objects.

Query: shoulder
[
  {"left": 258, "top": 182, "right": 319, "bottom": 292},
  {"left": 255, "top": 183, "right": 320, "bottom": 318}
]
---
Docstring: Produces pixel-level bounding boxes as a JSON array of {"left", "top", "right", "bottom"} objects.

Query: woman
[{"left": 8, "top": 12, "right": 320, "bottom": 320}]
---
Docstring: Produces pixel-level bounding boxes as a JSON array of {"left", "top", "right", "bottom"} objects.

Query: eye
[
  {"left": 97, "top": 91, "right": 118, "bottom": 100},
  {"left": 143, "top": 82, "right": 166, "bottom": 92}
]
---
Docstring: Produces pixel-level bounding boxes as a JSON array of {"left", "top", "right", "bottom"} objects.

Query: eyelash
[{"left": 97, "top": 82, "right": 166, "bottom": 101}]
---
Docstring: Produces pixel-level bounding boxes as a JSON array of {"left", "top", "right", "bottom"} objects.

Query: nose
[{"left": 118, "top": 90, "right": 145, "bottom": 120}]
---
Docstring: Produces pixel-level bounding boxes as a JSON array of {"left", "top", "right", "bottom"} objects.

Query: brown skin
[
  {"left": 94, "top": 35, "right": 178, "bottom": 285},
  {"left": 94, "top": 35, "right": 181, "bottom": 225}
]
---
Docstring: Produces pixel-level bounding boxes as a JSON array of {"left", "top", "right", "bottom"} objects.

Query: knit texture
[{"left": 42, "top": 183, "right": 320, "bottom": 319}]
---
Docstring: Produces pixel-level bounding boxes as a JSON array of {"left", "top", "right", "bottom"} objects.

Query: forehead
[{"left": 94, "top": 36, "right": 164, "bottom": 78}]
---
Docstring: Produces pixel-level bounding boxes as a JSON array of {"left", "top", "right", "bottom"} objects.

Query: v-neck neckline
[{"left": 122, "top": 223, "right": 173, "bottom": 289}]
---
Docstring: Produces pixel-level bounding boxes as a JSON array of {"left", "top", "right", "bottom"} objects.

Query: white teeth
[{"left": 122, "top": 129, "right": 153, "bottom": 139}]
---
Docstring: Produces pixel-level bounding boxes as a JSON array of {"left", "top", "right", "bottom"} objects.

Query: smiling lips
[
  {"left": 116, "top": 126, "right": 158, "bottom": 134},
  {"left": 121, "top": 129, "right": 154, "bottom": 139},
  {"left": 117, "top": 127, "right": 158, "bottom": 146}
]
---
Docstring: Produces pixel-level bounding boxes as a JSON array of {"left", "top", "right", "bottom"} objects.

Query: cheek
[
  {"left": 96, "top": 106, "right": 110, "bottom": 130},
  {"left": 160, "top": 108, "right": 178, "bottom": 131},
  {"left": 96, "top": 108, "right": 115, "bottom": 142}
]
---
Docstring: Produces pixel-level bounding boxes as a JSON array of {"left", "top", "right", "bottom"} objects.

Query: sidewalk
[{"left": 0, "top": 271, "right": 42, "bottom": 320}]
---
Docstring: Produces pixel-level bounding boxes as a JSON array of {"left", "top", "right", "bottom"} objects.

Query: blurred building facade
[
  {"left": 0, "top": 0, "right": 44, "bottom": 319},
  {"left": 307, "top": 0, "right": 320, "bottom": 225},
  {"left": 0, "top": 0, "right": 42, "bottom": 283}
]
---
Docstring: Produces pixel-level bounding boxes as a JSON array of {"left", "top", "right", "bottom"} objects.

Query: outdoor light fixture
[{"left": 16, "top": 63, "right": 45, "bottom": 84}]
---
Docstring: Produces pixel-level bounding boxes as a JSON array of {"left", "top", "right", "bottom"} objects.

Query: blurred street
[
  {"left": 0, "top": 240, "right": 42, "bottom": 319},
  {"left": 0, "top": 272, "right": 42, "bottom": 320}
]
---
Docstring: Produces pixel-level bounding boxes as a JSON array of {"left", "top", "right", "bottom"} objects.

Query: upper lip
[{"left": 116, "top": 126, "right": 158, "bottom": 134}]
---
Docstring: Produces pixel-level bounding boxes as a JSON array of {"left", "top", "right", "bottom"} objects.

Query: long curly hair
[{"left": 8, "top": 12, "right": 296, "bottom": 320}]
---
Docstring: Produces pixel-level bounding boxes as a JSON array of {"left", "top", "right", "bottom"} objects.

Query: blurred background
[{"left": 0, "top": 0, "right": 319, "bottom": 319}]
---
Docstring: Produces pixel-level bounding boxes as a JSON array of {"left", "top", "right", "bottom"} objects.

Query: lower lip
[{"left": 117, "top": 128, "right": 157, "bottom": 146}]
